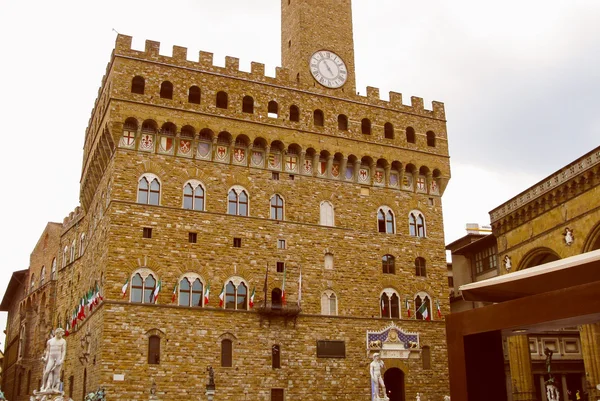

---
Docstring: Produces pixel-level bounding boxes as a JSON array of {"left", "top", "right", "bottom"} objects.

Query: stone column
[
  {"left": 353, "top": 160, "right": 361, "bottom": 182},
  {"left": 384, "top": 165, "right": 391, "bottom": 187},
  {"left": 265, "top": 145, "right": 271, "bottom": 169},
  {"left": 539, "top": 375, "right": 547, "bottom": 401},
  {"left": 561, "top": 374, "right": 569, "bottom": 401},
  {"left": 340, "top": 157, "right": 348, "bottom": 180},
  {"left": 580, "top": 323, "right": 600, "bottom": 400},
  {"left": 325, "top": 155, "right": 334, "bottom": 178},
  {"left": 426, "top": 172, "right": 433, "bottom": 194},
  {"left": 299, "top": 151, "right": 306, "bottom": 175},
  {"left": 507, "top": 335, "right": 536, "bottom": 401}
]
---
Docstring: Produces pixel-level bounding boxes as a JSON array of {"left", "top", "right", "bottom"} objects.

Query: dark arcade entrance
[{"left": 384, "top": 367, "right": 405, "bottom": 401}]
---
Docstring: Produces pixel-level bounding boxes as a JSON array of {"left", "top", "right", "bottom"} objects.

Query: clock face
[{"left": 309, "top": 50, "right": 348, "bottom": 89}]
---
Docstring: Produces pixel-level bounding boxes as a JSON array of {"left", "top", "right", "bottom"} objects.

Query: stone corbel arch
[{"left": 582, "top": 220, "right": 600, "bottom": 252}]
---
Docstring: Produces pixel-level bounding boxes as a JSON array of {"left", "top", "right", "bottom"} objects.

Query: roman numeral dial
[{"left": 309, "top": 50, "right": 348, "bottom": 89}]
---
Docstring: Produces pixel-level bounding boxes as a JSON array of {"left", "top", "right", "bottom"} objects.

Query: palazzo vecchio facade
[{"left": 1, "top": 1, "right": 452, "bottom": 400}]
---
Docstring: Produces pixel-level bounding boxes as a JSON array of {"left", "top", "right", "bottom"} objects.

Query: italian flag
[
  {"left": 417, "top": 301, "right": 430, "bottom": 321},
  {"left": 71, "top": 308, "right": 78, "bottom": 328},
  {"left": 249, "top": 287, "right": 256, "bottom": 308},
  {"left": 204, "top": 283, "right": 210, "bottom": 305},
  {"left": 219, "top": 285, "right": 225, "bottom": 307},
  {"left": 121, "top": 278, "right": 129, "bottom": 298},
  {"left": 152, "top": 280, "right": 161, "bottom": 303},
  {"left": 281, "top": 268, "right": 287, "bottom": 306},
  {"left": 171, "top": 283, "right": 178, "bottom": 303},
  {"left": 87, "top": 289, "right": 94, "bottom": 312},
  {"left": 405, "top": 298, "right": 411, "bottom": 318},
  {"left": 435, "top": 300, "right": 442, "bottom": 318},
  {"left": 94, "top": 283, "right": 103, "bottom": 305},
  {"left": 78, "top": 297, "right": 86, "bottom": 321}
]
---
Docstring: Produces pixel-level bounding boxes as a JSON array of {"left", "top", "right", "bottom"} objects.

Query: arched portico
[{"left": 518, "top": 247, "right": 560, "bottom": 270}]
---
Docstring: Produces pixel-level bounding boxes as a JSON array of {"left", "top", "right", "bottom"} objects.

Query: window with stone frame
[
  {"left": 377, "top": 207, "right": 395, "bottom": 234},
  {"left": 228, "top": 187, "right": 249, "bottom": 216},
  {"left": 382, "top": 255, "right": 395, "bottom": 274},
  {"left": 178, "top": 274, "right": 204, "bottom": 307},
  {"left": 138, "top": 174, "right": 161, "bottom": 206},
  {"left": 321, "top": 290, "right": 337, "bottom": 316},
  {"left": 272, "top": 344, "right": 281, "bottom": 368},
  {"left": 62, "top": 246, "right": 68, "bottom": 268},
  {"left": 409, "top": 211, "right": 426, "bottom": 237},
  {"left": 51, "top": 258, "right": 56, "bottom": 280},
  {"left": 79, "top": 233, "right": 85, "bottom": 257},
  {"left": 268, "top": 101, "right": 279, "bottom": 118},
  {"left": 160, "top": 81, "right": 173, "bottom": 99},
  {"left": 270, "top": 194, "right": 284, "bottom": 221},
  {"left": 289, "top": 105, "right": 300, "bottom": 122},
  {"left": 242, "top": 95, "right": 254, "bottom": 113},
  {"left": 221, "top": 339, "right": 233, "bottom": 367},
  {"left": 415, "top": 257, "right": 427, "bottom": 277},
  {"left": 320, "top": 201, "right": 334, "bottom": 226},
  {"left": 188, "top": 86, "right": 201, "bottom": 104},
  {"left": 30, "top": 273, "right": 35, "bottom": 292},
  {"left": 380, "top": 289, "right": 400, "bottom": 318},
  {"left": 148, "top": 335, "right": 160, "bottom": 364},
  {"left": 183, "top": 180, "right": 206, "bottom": 211},
  {"left": 224, "top": 278, "right": 248, "bottom": 310},
  {"left": 131, "top": 76, "right": 145, "bottom": 94},
  {"left": 216, "top": 91, "right": 228, "bottom": 109},
  {"left": 130, "top": 269, "right": 158, "bottom": 304},
  {"left": 474, "top": 244, "right": 498, "bottom": 274},
  {"left": 40, "top": 266, "right": 46, "bottom": 286},
  {"left": 70, "top": 239, "right": 76, "bottom": 262}
]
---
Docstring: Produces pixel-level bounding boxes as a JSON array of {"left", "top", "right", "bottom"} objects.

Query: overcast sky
[{"left": 0, "top": 0, "right": 599, "bottom": 345}]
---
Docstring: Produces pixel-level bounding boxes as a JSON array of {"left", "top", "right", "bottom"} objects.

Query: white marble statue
[
  {"left": 443, "top": 396, "right": 451, "bottom": 401},
  {"left": 416, "top": 393, "right": 421, "bottom": 401},
  {"left": 564, "top": 228, "right": 574, "bottom": 246},
  {"left": 546, "top": 383, "right": 560, "bottom": 401},
  {"left": 370, "top": 353, "right": 388, "bottom": 400},
  {"left": 504, "top": 255, "right": 512, "bottom": 271},
  {"left": 41, "top": 328, "right": 67, "bottom": 392}
]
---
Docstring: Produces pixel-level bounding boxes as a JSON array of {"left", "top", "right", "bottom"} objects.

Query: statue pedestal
[
  {"left": 31, "top": 389, "right": 73, "bottom": 401},
  {"left": 374, "top": 396, "right": 389, "bottom": 401},
  {"left": 205, "top": 389, "right": 215, "bottom": 401}
]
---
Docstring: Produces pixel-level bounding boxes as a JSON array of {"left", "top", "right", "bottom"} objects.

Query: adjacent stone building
[{"left": 1, "top": 1, "right": 452, "bottom": 400}]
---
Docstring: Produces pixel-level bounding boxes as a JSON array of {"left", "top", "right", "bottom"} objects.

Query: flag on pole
[
  {"left": 417, "top": 301, "right": 430, "bottom": 321},
  {"left": 78, "top": 297, "right": 86, "bottom": 321},
  {"left": 94, "top": 283, "right": 103, "bottom": 305},
  {"left": 405, "top": 298, "right": 411, "bottom": 318},
  {"left": 435, "top": 299, "right": 442, "bottom": 318},
  {"left": 71, "top": 308, "right": 78, "bottom": 328},
  {"left": 219, "top": 285, "right": 225, "bottom": 307},
  {"left": 204, "top": 283, "right": 210, "bottom": 305},
  {"left": 263, "top": 263, "right": 269, "bottom": 307},
  {"left": 171, "top": 283, "right": 178, "bottom": 303},
  {"left": 152, "top": 280, "right": 162, "bottom": 303},
  {"left": 281, "top": 267, "right": 287, "bottom": 306},
  {"left": 250, "top": 287, "right": 256, "bottom": 308},
  {"left": 297, "top": 266, "right": 302, "bottom": 308},
  {"left": 121, "top": 278, "right": 129, "bottom": 298}
]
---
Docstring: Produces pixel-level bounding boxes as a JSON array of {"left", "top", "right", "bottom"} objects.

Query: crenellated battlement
[
  {"left": 113, "top": 34, "right": 445, "bottom": 119},
  {"left": 62, "top": 205, "right": 85, "bottom": 232}
]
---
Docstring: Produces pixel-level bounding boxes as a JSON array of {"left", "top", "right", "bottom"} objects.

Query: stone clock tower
[{"left": 281, "top": 0, "right": 357, "bottom": 94}]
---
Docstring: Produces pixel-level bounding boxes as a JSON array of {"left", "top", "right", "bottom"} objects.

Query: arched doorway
[
  {"left": 383, "top": 367, "right": 405, "bottom": 401},
  {"left": 271, "top": 288, "right": 282, "bottom": 309}
]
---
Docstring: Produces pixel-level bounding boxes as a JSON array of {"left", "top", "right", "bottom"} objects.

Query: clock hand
[{"left": 323, "top": 60, "right": 334, "bottom": 77}]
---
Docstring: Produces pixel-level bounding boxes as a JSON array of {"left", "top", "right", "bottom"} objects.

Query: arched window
[
  {"left": 179, "top": 275, "right": 204, "bottom": 307},
  {"left": 415, "top": 293, "right": 432, "bottom": 321},
  {"left": 216, "top": 91, "right": 228, "bottom": 109},
  {"left": 131, "top": 76, "right": 145, "bottom": 94},
  {"left": 130, "top": 270, "right": 158, "bottom": 304},
  {"left": 221, "top": 339, "right": 233, "bottom": 367},
  {"left": 79, "top": 233, "right": 85, "bottom": 257},
  {"left": 40, "top": 266, "right": 46, "bottom": 286},
  {"left": 188, "top": 86, "right": 201, "bottom": 104},
  {"left": 289, "top": 105, "right": 300, "bottom": 122},
  {"left": 242, "top": 95, "right": 254, "bottom": 113},
  {"left": 321, "top": 290, "right": 337, "bottom": 316},
  {"left": 268, "top": 101, "right": 279, "bottom": 118},
  {"left": 384, "top": 123, "right": 394, "bottom": 139},
  {"left": 409, "top": 211, "right": 426, "bottom": 237},
  {"left": 415, "top": 257, "right": 427, "bottom": 277},
  {"left": 62, "top": 246, "right": 68, "bottom": 268},
  {"left": 422, "top": 346, "right": 431, "bottom": 369},
  {"left": 138, "top": 174, "right": 161, "bottom": 205},
  {"left": 70, "top": 240, "right": 76, "bottom": 262},
  {"left": 159, "top": 81, "right": 173, "bottom": 99},
  {"left": 313, "top": 109, "right": 324, "bottom": 127},
  {"left": 183, "top": 180, "right": 205, "bottom": 211},
  {"left": 223, "top": 278, "right": 248, "bottom": 310},
  {"left": 377, "top": 207, "right": 395, "bottom": 234},
  {"left": 272, "top": 344, "right": 281, "bottom": 369},
  {"left": 228, "top": 187, "right": 249, "bottom": 216},
  {"left": 270, "top": 194, "right": 284, "bottom": 221},
  {"left": 148, "top": 335, "right": 160, "bottom": 364},
  {"left": 406, "top": 127, "right": 416, "bottom": 144},
  {"left": 380, "top": 289, "right": 400, "bottom": 318},
  {"left": 320, "top": 201, "right": 334, "bottom": 226},
  {"left": 382, "top": 255, "right": 395, "bottom": 274},
  {"left": 338, "top": 114, "right": 348, "bottom": 130},
  {"left": 361, "top": 118, "right": 371, "bottom": 135},
  {"left": 426, "top": 131, "right": 436, "bottom": 147},
  {"left": 30, "top": 273, "right": 35, "bottom": 291},
  {"left": 51, "top": 258, "right": 56, "bottom": 280}
]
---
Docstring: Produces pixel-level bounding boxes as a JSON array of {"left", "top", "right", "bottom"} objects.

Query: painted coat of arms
[
  {"left": 252, "top": 151, "right": 264, "bottom": 166},
  {"left": 304, "top": 159, "right": 313, "bottom": 174},
  {"left": 403, "top": 174, "right": 413, "bottom": 190},
  {"left": 416, "top": 176, "right": 427, "bottom": 192},
  {"left": 140, "top": 134, "right": 154, "bottom": 151},
  {"left": 331, "top": 163, "right": 340, "bottom": 178},
  {"left": 268, "top": 153, "right": 281, "bottom": 169},
  {"left": 197, "top": 142, "right": 211, "bottom": 158},
  {"left": 120, "top": 130, "right": 135, "bottom": 148},
  {"left": 318, "top": 161, "right": 327, "bottom": 176},
  {"left": 285, "top": 156, "right": 298, "bottom": 172},
  {"left": 345, "top": 166, "right": 354, "bottom": 180},
  {"left": 233, "top": 148, "right": 246, "bottom": 163},
  {"left": 159, "top": 136, "right": 173, "bottom": 153},
  {"left": 179, "top": 139, "right": 191, "bottom": 155},
  {"left": 358, "top": 168, "right": 369, "bottom": 183},
  {"left": 389, "top": 173, "right": 399, "bottom": 187},
  {"left": 374, "top": 170, "right": 384, "bottom": 184},
  {"left": 430, "top": 180, "right": 439, "bottom": 194},
  {"left": 216, "top": 145, "right": 228, "bottom": 161}
]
